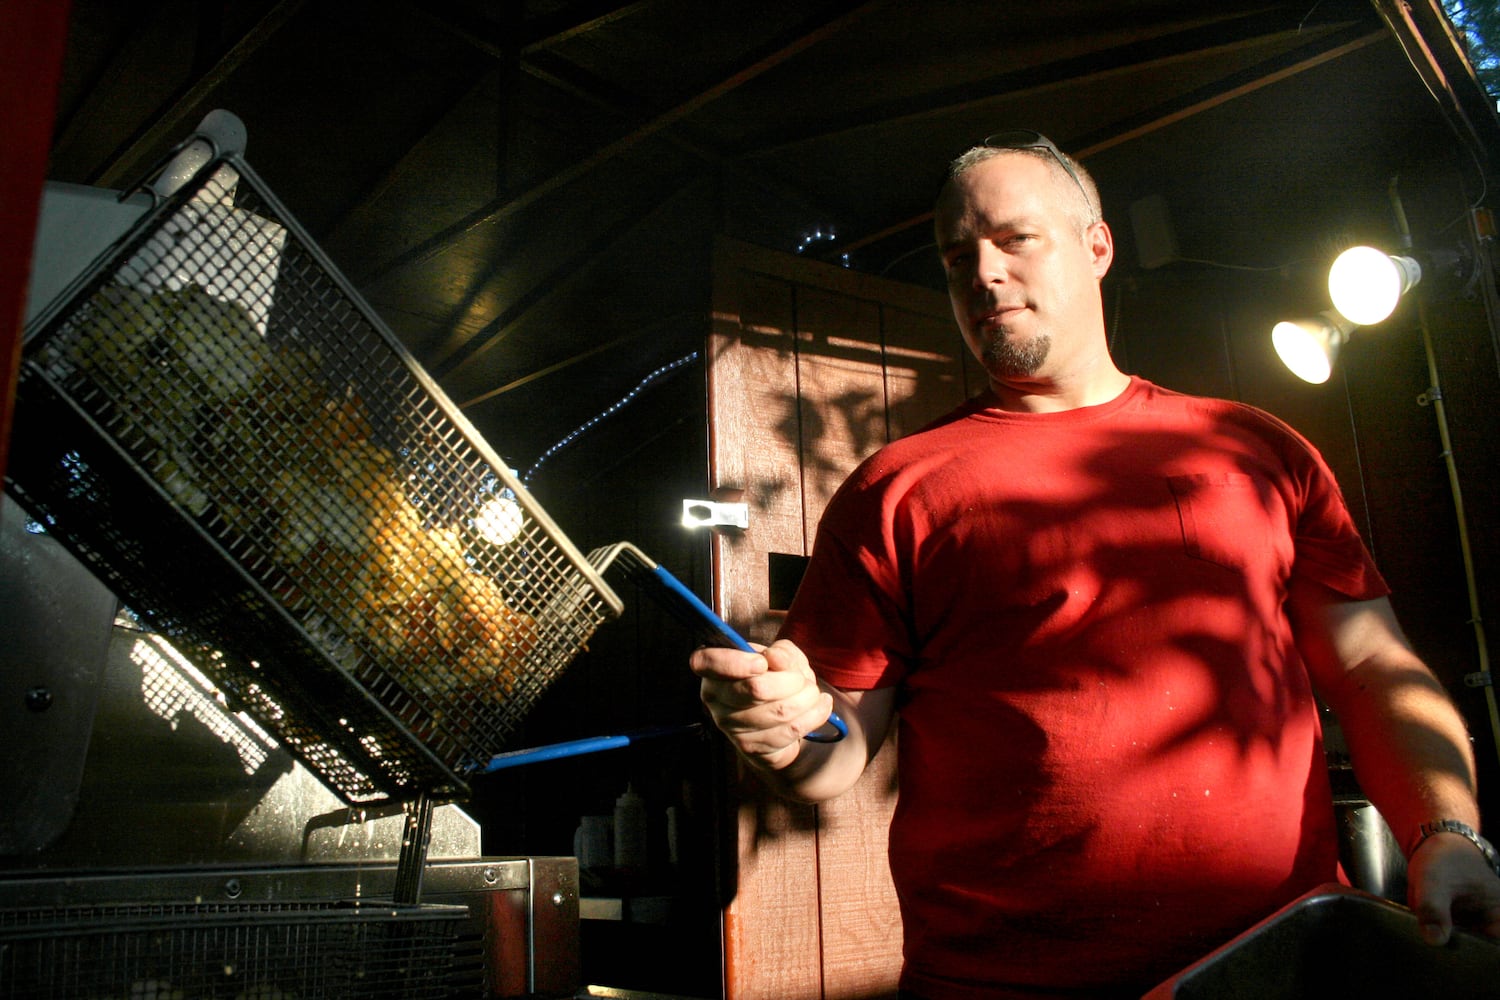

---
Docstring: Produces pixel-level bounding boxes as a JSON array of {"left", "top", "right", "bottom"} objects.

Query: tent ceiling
[{"left": 40, "top": 0, "right": 1494, "bottom": 473}]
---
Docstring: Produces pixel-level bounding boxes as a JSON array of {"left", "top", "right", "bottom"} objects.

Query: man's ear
[{"left": 1088, "top": 221, "right": 1114, "bottom": 279}]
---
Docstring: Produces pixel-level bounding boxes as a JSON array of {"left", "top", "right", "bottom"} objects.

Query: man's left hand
[{"left": 1407, "top": 832, "right": 1500, "bottom": 945}]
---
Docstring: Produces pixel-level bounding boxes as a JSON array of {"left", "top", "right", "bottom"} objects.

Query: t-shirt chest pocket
[{"left": 1167, "top": 472, "right": 1278, "bottom": 572}]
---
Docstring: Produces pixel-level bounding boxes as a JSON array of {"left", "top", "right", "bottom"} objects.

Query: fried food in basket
[
  {"left": 66, "top": 282, "right": 269, "bottom": 515},
  {"left": 260, "top": 402, "right": 538, "bottom": 705},
  {"left": 63, "top": 280, "right": 538, "bottom": 710},
  {"left": 70, "top": 282, "right": 269, "bottom": 401}
]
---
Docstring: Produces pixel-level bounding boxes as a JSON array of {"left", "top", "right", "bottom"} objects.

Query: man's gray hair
[{"left": 948, "top": 144, "right": 1103, "bottom": 232}]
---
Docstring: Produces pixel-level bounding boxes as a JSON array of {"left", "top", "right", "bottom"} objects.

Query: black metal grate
[
  {"left": 0, "top": 901, "right": 480, "bottom": 999},
  {"left": 10, "top": 146, "right": 622, "bottom": 804}
]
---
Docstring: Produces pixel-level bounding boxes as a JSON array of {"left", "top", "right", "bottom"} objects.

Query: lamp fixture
[
  {"left": 1327, "top": 245, "right": 1424, "bottom": 326},
  {"left": 1273, "top": 240, "right": 1477, "bottom": 384},
  {"left": 1271, "top": 311, "right": 1358, "bottom": 385},
  {"left": 1270, "top": 179, "right": 1500, "bottom": 772}
]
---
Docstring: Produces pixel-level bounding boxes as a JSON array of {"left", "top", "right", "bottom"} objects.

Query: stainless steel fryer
[{"left": 8, "top": 118, "right": 624, "bottom": 814}]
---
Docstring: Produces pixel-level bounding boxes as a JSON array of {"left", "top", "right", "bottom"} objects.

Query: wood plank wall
[{"left": 706, "top": 236, "right": 969, "bottom": 1000}]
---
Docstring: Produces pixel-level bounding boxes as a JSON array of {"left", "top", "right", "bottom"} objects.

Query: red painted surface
[{"left": 0, "top": 0, "right": 73, "bottom": 481}]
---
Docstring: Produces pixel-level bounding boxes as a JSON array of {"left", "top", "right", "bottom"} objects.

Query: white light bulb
[
  {"left": 1328, "top": 246, "right": 1419, "bottom": 326},
  {"left": 1272, "top": 319, "right": 1335, "bottom": 384},
  {"left": 474, "top": 495, "right": 524, "bottom": 546}
]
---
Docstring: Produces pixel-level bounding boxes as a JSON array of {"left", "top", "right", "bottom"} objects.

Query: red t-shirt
[{"left": 779, "top": 377, "right": 1389, "bottom": 999}]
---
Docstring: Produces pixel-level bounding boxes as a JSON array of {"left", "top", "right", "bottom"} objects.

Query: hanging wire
[{"left": 522, "top": 351, "right": 700, "bottom": 485}]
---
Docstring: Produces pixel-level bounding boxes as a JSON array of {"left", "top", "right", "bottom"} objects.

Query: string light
[
  {"left": 796, "top": 227, "right": 836, "bottom": 253},
  {"left": 795, "top": 227, "right": 852, "bottom": 268},
  {"left": 523, "top": 351, "right": 700, "bottom": 485}
]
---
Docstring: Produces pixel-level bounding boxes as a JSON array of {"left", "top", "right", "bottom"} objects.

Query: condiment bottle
[{"left": 613, "top": 783, "right": 647, "bottom": 883}]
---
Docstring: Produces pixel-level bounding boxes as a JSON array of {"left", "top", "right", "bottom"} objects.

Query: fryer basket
[{"left": 9, "top": 135, "right": 623, "bottom": 804}]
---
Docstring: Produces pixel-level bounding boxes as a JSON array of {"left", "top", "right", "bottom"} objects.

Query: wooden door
[{"left": 706, "top": 236, "right": 971, "bottom": 1000}]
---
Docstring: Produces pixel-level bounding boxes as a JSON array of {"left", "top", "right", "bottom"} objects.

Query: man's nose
[{"left": 971, "top": 243, "right": 1007, "bottom": 287}]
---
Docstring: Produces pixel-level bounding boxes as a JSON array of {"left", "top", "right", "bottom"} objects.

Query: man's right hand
[{"left": 690, "top": 638, "right": 836, "bottom": 771}]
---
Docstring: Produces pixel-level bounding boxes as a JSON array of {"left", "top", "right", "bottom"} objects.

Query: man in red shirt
[{"left": 692, "top": 133, "right": 1500, "bottom": 998}]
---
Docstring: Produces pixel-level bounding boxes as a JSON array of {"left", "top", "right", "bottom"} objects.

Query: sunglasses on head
[{"left": 982, "top": 130, "right": 1094, "bottom": 213}]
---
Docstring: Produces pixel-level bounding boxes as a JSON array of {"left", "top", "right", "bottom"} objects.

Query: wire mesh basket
[
  {"left": 9, "top": 132, "right": 623, "bottom": 804},
  {"left": 0, "top": 901, "right": 480, "bottom": 999}
]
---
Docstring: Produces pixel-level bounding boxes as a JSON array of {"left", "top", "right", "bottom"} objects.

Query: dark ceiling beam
[
  {"left": 411, "top": 0, "right": 653, "bottom": 59},
  {"left": 742, "top": 7, "right": 1365, "bottom": 157},
  {"left": 314, "top": 1, "right": 532, "bottom": 254},
  {"left": 408, "top": 9, "right": 847, "bottom": 375},
  {"left": 429, "top": 197, "right": 663, "bottom": 378},
  {"left": 1068, "top": 26, "right": 1386, "bottom": 157},
  {"left": 396, "top": 0, "right": 725, "bottom": 366},
  {"left": 516, "top": 50, "right": 838, "bottom": 231},
  {"left": 48, "top": 2, "right": 152, "bottom": 163},
  {"left": 92, "top": 0, "right": 309, "bottom": 188},
  {"left": 406, "top": 3, "right": 847, "bottom": 380},
  {"left": 520, "top": 50, "right": 722, "bottom": 162},
  {"left": 465, "top": 313, "right": 700, "bottom": 479},
  {"left": 308, "top": 1, "right": 638, "bottom": 257},
  {"left": 317, "top": 69, "right": 494, "bottom": 250},
  {"left": 414, "top": 0, "right": 724, "bottom": 166},
  {"left": 355, "top": 0, "right": 893, "bottom": 286},
  {"left": 410, "top": 0, "right": 721, "bottom": 169},
  {"left": 406, "top": 1, "right": 531, "bottom": 194},
  {"left": 519, "top": 1, "right": 654, "bottom": 54},
  {"left": 837, "top": 22, "right": 1387, "bottom": 258},
  {"left": 1369, "top": 0, "right": 1500, "bottom": 170},
  {"left": 458, "top": 318, "right": 681, "bottom": 411},
  {"left": 458, "top": 331, "right": 634, "bottom": 411}
]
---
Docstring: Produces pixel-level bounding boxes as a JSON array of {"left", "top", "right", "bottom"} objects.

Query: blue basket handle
[{"left": 595, "top": 543, "right": 847, "bottom": 744}]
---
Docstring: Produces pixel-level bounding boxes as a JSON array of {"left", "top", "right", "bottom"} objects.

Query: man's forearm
[
  {"left": 1291, "top": 589, "right": 1482, "bottom": 849},
  {"left": 1333, "top": 654, "right": 1479, "bottom": 851}
]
